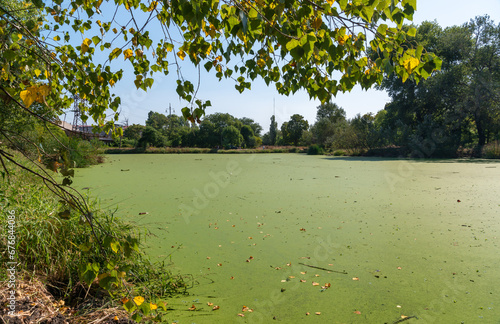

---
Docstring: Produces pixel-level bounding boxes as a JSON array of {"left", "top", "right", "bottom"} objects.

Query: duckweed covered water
[{"left": 75, "top": 154, "right": 500, "bottom": 323}]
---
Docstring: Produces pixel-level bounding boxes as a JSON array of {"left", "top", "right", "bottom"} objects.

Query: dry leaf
[
  {"left": 207, "top": 302, "right": 213, "bottom": 306},
  {"left": 397, "top": 305, "right": 402, "bottom": 308},
  {"left": 300, "top": 279, "right": 306, "bottom": 283},
  {"left": 213, "top": 305, "right": 220, "bottom": 310},
  {"left": 189, "top": 304, "right": 196, "bottom": 311},
  {"left": 312, "top": 282, "right": 320, "bottom": 286},
  {"left": 354, "top": 310, "right": 361, "bottom": 314},
  {"left": 315, "top": 312, "right": 321, "bottom": 315},
  {"left": 401, "top": 315, "right": 408, "bottom": 319},
  {"left": 300, "top": 271, "right": 306, "bottom": 275},
  {"left": 397, "top": 267, "right": 402, "bottom": 270},
  {"left": 230, "top": 276, "right": 234, "bottom": 280},
  {"left": 217, "top": 263, "right": 222, "bottom": 266},
  {"left": 206, "top": 257, "right": 211, "bottom": 259},
  {"left": 305, "top": 312, "right": 310, "bottom": 315},
  {"left": 352, "top": 277, "right": 360, "bottom": 281},
  {"left": 289, "top": 276, "right": 295, "bottom": 279},
  {"left": 237, "top": 313, "right": 245, "bottom": 317},
  {"left": 315, "top": 274, "right": 320, "bottom": 277}
]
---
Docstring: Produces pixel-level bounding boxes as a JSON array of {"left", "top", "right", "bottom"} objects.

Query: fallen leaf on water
[
  {"left": 315, "top": 274, "right": 320, "bottom": 277},
  {"left": 213, "top": 305, "right": 220, "bottom": 310},
  {"left": 397, "top": 267, "right": 402, "bottom": 270},
  {"left": 300, "top": 228, "right": 306, "bottom": 232},
  {"left": 206, "top": 257, "right": 211, "bottom": 259},
  {"left": 324, "top": 283, "right": 331, "bottom": 288},
  {"left": 189, "top": 304, "right": 196, "bottom": 311},
  {"left": 396, "top": 305, "right": 402, "bottom": 308},
  {"left": 237, "top": 313, "right": 245, "bottom": 317},
  {"left": 249, "top": 256, "right": 254, "bottom": 260},
  {"left": 401, "top": 315, "right": 408, "bottom": 319},
  {"left": 248, "top": 237, "right": 253, "bottom": 239},
  {"left": 354, "top": 310, "right": 361, "bottom": 314},
  {"left": 275, "top": 267, "right": 282, "bottom": 270},
  {"left": 352, "top": 277, "right": 360, "bottom": 281},
  {"left": 305, "top": 312, "right": 310, "bottom": 315},
  {"left": 217, "top": 263, "right": 222, "bottom": 267},
  {"left": 207, "top": 302, "right": 213, "bottom": 306},
  {"left": 328, "top": 264, "right": 333, "bottom": 266},
  {"left": 289, "top": 276, "right": 295, "bottom": 279},
  {"left": 281, "top": 279, "right": 286, "bottom": 282},
  {"left": 214, "top": 227, "right": 219, "bottom": 229},
  {"left": 242, "top": 306, "right": 253, "bottom": 312},
  {"left": 315, "top": 312, "right": 321, "bottom": 315},
  {"left": 300, "top": 279, "right": 306, "bottom": 283},
  {"left": 312, "top": 282, "right": 320, "bottom": 286},
  {"left": 230, "top": 276, "right": 234, "bottom": 280},
  {"left": 300, "top": 271, "right": 306, "bottom": 275},
  {"left": 286, "top": 262, "right": 292, "bottom": 266}
]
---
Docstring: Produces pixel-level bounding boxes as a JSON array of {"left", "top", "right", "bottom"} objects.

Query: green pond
[{"left": 75, "top": 154, "right": 500, "bottom": 323}]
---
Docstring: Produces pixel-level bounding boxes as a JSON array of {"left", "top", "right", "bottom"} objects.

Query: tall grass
[{"left": 0, "top": 149, "right": 186, "bottom": 304}]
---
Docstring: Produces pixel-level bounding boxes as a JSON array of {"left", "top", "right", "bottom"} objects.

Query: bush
[
  {"left": 307, "top": 144, "right": 324, "bottom": 155},
  {"left": 332, "top": 149, "right": 346, "bottom": 156},
  {"left": 482, "top": 141, "right": 500, "bottom": 159}
]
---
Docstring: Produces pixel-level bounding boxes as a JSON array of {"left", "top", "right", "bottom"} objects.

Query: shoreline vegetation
[
  {"left": 103, "top": 142, "right": 500, "bottom": 159},
  {"left": 0, "top": 149, "right": 187, "bottom": 323}
]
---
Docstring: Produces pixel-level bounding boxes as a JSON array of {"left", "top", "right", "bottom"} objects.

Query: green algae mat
[{"left": 75, "top": 154, "right": 500, "bottom": 323}]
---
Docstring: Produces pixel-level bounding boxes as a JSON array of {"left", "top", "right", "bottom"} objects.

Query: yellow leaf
[
  {"left": 257, "top": 59, "right": 266, "bottom": 68},
  {"left": 148, "top": 1, "right": 158, "bottom": 11},
  {"left": 123, "top": 49, "right": 133, "bottom": 60},
  {"left": 96, "top": 20, "right": 102, "bottom": 27},
  {"left": 205, "top": 44, "right": 212, "bottom": 56},
  {"left": 98, "top": 273, "right": 109, "bottom": 281},
  {"left": 403, "top": 57, "right": 420, "bottom": 74},
  {"left": 177, "top": 50, "right": 186, "bottom": 61},
  {"left": 20, "top": 89, "right": 35, "bottom": 107},
  {"left": 150, "top": 303, "right": 157, "bottom": 310},
  {"left": 34, "top": 69, "right": 41, "bottom": 77},
  {"left": 109, "top": 79, "right": 115, "bottom": 87},
  {"left": 81, "top": 38, "right": 92, "bottom": 54},
  {"left": 17, "top": 33, "right": 23, "bottom": 40},
  {"left": 134, "top": 296, "right": 145, "bottom": 306},
  {"left": 326, "top": 0, "right": 335, "bottom": 5},
  {"left": 97, "top": 75, "right": 104, "bottom": 83}
]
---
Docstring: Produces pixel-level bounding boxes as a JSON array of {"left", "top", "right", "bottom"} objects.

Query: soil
[{"left": 0, "top": 277, "right": 135, "bottom": 324}]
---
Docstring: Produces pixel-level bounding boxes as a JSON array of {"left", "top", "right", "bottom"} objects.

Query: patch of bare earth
[{"left": 0, "top": 276, "right": 134, "bottom": 324}]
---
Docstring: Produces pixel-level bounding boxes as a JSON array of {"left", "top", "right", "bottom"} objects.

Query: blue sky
[{"left": 80, "top": 0, "right": 500, "bottom": 132}]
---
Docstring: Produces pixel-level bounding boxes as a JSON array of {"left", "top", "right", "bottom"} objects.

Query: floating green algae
[{"left": 75, "top": 154, "right": 500, "bottom": 323}]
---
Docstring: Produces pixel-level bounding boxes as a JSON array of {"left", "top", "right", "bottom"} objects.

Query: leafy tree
[
  {"left": 138, "top": 126, "right": 166, "bottom": 148},
  {"left": 316, "top": 102, "right": 347, "bottom": 123},
  {"left": 268, "top": 115, "right": 278, "bottom": 145},
  {"left": 240, "top": 124, "right": 255, "bottom": 148},
  {"left": 123, "top": 124, "right": 145, "bottom": 142},
  {"left": 239, "top": 117, "right": 262, "bottom": 137},
  {"left": 145, "top": 111, "right": 169, "bottom": 132},
  {"left": 222, "top": 125, "right": 243, "bottom": 148},
  {"left": 284, "top": 114, "right": 308, "bottom": 146}
]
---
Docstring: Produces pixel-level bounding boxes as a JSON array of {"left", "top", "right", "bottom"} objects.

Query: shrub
[
  {"left": 332, "top": 150, "right": 346, "bottom": 156},
  {"left": 482, "top": 141, "right": 500, "bottom": 159},
  {"left": 307, "top": 144, "right": 324, "bottom": 155}
]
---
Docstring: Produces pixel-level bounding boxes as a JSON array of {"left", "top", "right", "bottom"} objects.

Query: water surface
[{"left": 75, "top": 154, "right": 500, "bottom": 323}]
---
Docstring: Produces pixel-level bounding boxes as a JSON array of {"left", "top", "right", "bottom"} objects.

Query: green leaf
[
  {"left": 3, "top": 50, "right": 16, "bottom": 61},
  {"left": 123, "top": 300, "right": 137, "bottom": 313},
  {"left": 407, "top": 27, "right": 417, "bottom": 37},
  {"left": 377, "top": 24, "right": 388, "bottom": 36},
  {"left": 286, "top": 39, "right": 300, "bottom": 51},
  {"left": 92, "top": 36, "right": 101, "bottom": 45}
]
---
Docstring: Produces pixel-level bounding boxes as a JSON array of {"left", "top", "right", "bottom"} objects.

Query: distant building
[{"left": 58, "top": 121, "right": 126, "bottom": 144}]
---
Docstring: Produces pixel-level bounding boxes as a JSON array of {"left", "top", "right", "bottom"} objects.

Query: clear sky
[{"left": 100, "top": 0, "right": 500, "bottom": 132}]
